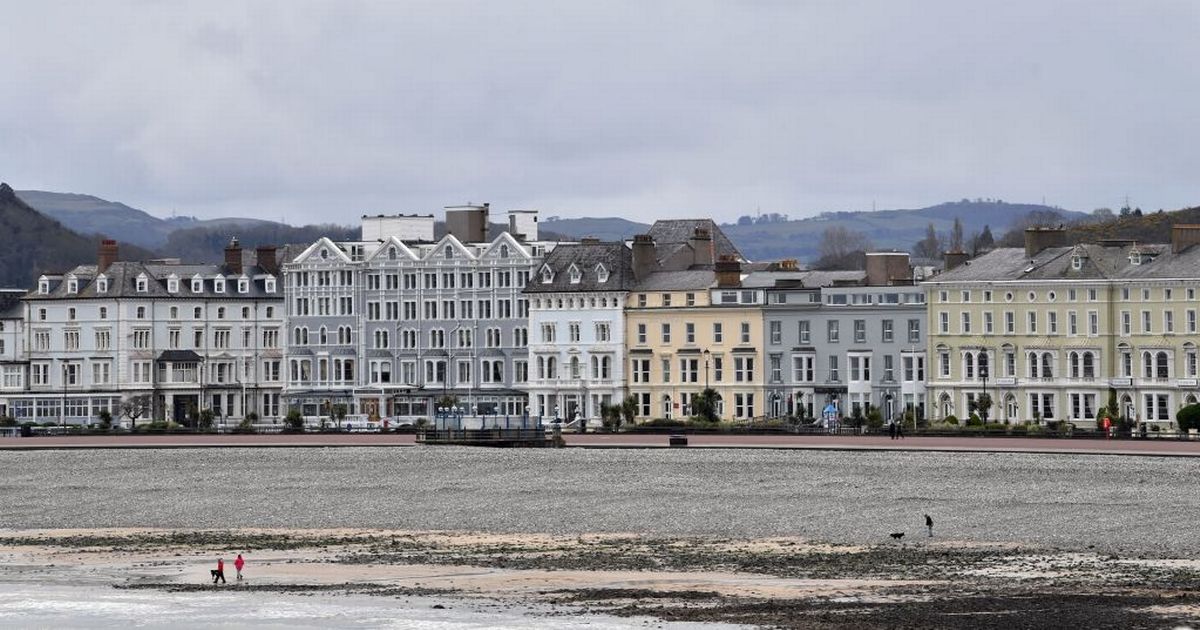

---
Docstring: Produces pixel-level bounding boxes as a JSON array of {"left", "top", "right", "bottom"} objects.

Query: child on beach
[{"left": 235, "top": 554, "right": 245, "bottom": 580}]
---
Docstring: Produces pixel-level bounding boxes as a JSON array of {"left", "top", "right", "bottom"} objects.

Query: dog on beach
[{"left": 890, "top": 532, "right": 905, "bottom": 541}]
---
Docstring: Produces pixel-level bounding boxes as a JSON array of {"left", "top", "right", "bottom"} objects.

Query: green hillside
[{"left": 0, "top": 183, "right": 155, "bottom": 288}]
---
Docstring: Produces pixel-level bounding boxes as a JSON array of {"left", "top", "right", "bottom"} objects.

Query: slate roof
[
  {"left": 26, "top": 253, "right": 282, "bottom": 301},
  {"left": 524, "top": 242, "right": 635, "bottom": 293},
  {"left": 740, "top": 270, "right": 865, "bottom": 289},
  {"left": 631, "top": 269, "right": 716, "bottom": 291},
  {"left": 925, "top": 241, "right": 1200, "bottom": 284},
  {"left": 646, "top": 219, "right": 745, "bottom": 263}
]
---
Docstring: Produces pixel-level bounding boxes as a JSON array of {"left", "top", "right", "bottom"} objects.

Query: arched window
[
  {"left": 570, "top": 356, "right": 581, "bottom": 379},
  {"left": 547, "top": 357, "right": 557, "bottom": 379},
  {"left": 1068, "top": 351, "right": 1080, "bottom": 378},
  {"left": 939, "top": 393, "right": 953, "bottom": 419},
  {"left": 319, "top": 327, "right": 328, "bottom": 345},
  {"left": 1082, "top": 352, "right": 1095, "bottom": 378},
  {"left": 1143, "top": 351, "right": 1153, "bottom": 378},
  {"left": 1041, "top": 352, "right": 1053, "bottom": 378},
  {"left": 978, "top": 352, "right": 989, "bottom": 378},
  {"left": 1156, "top": 351, "right": 1170, "bottom": 379},
  {"left": 1028, "top": 352, "right": 1040, "bottom": 378}
]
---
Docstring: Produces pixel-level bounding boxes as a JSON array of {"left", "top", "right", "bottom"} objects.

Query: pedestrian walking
[
  {"left": 234, "top": 553, "right": 245, "bottom": 580},
  {"left": 888, "top": 420, "right": 896, "bottom": 440},
  {"left": 896, "top": 421, "right": 904, "bottom": 439},
  {"left": 212, "top": 558, "right": 226, "bottom": 584},
  {"left": 925, "top": 514, "right": 934, "bottom": 537}
]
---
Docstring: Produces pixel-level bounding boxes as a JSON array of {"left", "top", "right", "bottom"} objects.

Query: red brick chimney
[
  {"left": 97, "top": 240, "right": 118, "bottom": 273},
  {"left": 256, "top": 245, "right": 278, "bottom": 274},
  {"left": 224, "top": 237, "right": 243, "bottom": 275},
  {"left": 715, "top": 255, "right": 742, "bottom": 287}
]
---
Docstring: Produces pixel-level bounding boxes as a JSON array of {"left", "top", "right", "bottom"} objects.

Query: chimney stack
[
  {"left": 631, "top": 234, "right": 658, "bottom": 280},
  {"left": 865, "top": 252, "right": 911, "bottom": 286},
  {"left": 97, "top": 240, "right": 118, "bottom": 273},
  {"left": 508, "top": 210, "right": 539, "bottom": 241},
  {"left": 1024, "top": 227, "right": 1067, "bottom": 258},
  {"left": 256, "top": 245, "right": 278, "bottom": 274},
  {"left": 715, "top": 255, "right": 742, "bottom": 287},
  {"left": 689, "top": 227, "right": 714, "bottom": 267},
  {"left": 225, "top": 237, "right": 243, "bottom": 275},
  {"left": 1171, "top": 224, "right": 1200, "bottom": 254},
  {"left": 445, "top": 204, "right": 489, "bottom": 243},
  {"left": 943, "top": 251, "right": 969, "bottom": 271}
]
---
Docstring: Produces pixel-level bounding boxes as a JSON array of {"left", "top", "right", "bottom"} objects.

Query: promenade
[{"left": 3, "top": 431, "right": 1200, "bottom": 456}]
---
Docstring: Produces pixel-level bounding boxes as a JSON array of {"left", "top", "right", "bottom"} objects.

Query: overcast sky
[{"left": 2, "top": 1, "right": 1199, "bottom": 225}]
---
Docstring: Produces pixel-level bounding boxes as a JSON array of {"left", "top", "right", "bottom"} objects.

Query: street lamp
[
  {"left": 702, "top": 349, "right": 711, "bottom": 390},
  {"left": 980, "top": 364, "right": 989, "bottom": 423}
]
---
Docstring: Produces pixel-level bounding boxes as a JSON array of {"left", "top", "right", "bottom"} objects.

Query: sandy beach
[
  {"left": 2, "top": 528, "right": 1199, "bottom": 628},
  {"left": 4, "top": 446, "right": 1200, "bottom": 627}
]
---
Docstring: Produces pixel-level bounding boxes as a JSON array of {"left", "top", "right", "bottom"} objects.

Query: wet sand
[{"left": 3, "top": 528, "right": 1199, "bottom": 629}]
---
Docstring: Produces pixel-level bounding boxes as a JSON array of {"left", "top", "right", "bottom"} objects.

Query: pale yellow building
[
  {"left": 925, "top": 226, "right": 1200, "bottom": 428},
  {"left": 624, "top": 260, "right": 765, "bottom": 421}
]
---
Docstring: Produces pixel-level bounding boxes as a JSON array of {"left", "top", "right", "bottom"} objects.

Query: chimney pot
[
  {"left": 224, "top": 237, "right": 244, "bottom": 275},
  {"left": 97, "top": 239, "right": 119, "bottom": 273}
]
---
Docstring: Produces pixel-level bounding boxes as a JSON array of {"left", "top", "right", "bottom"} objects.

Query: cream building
[{"left": 925, "top": 226, "right": 1200, "bottom": 428}]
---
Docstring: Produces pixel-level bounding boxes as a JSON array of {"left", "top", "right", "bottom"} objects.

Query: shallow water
[{"left": 0, "top": 582, "right": 734, "bottom": 629}]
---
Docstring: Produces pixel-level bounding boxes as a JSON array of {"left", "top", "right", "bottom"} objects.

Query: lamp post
[
  {"left": 61, "top": 363, "right": 68, "bottom": 431},
  {"left": 703, "top": 349, "right": 711, "bottom": 390},
  {"left": 980, "top": 364, "right": 989, "bottom": 423}
]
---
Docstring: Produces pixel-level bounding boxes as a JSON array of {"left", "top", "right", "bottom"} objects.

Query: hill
[
  {"left": 0, "top": 184, "right": 156, "bottom": 288},
  {"left": 541, "top": 216, "right": 650, "bottom": 241},
  {"left": 719, "top": 200, "right": 1087, "bottom": 262},
  {"left": 15, "top": 190, "right": 191, "bottom": 249},
  {"left": 1064, "top": 207, "right": 1200, "bottom": 244}
]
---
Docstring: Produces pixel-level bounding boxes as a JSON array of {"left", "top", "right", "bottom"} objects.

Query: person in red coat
[
  {"left": 212, "top": 558, "right": 226, "bottom": 584},
  {"left": 235, "top": 554, "right": 245, "bottom": 580}
]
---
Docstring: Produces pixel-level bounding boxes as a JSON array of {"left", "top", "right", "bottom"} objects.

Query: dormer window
[
  {"left": 66, "top": 275, "right": 78, "bottom": 294},
  {"left": 167, "top": 275, "right": 179, "bottom": 293},
  {"left": 37, "top": 277, "right": 49, "bottom": 295},
  {"left": 1129, "top": 248, "right": 1143, "bottom": 266},
  {"left": 264, "top": 277, "right": 277, "bottom": 293},
  {"left": 238, "top": 276, "right": 249, "bottom": 293},
  {"left": 541, "top": 266, "right": 554, "bottom": 284},
  {"left": 596, "top": 263, "right": 609, "bottom": 283},
  {"left": 135, "top": 274, "right": 149, "bottom": 293},
  {"left": 568, "top": 264, "right": 582, "bottom": 284},
  {"left": 192, "top": 275, "right": 203, "bottom": 293},
  {"left": 1071, "top": 255, "right": 1082, "bottom": 270},
  {"left": 96, "top": 275, "right": 108, "bottom": 293},
  {"left": 214, "top": 277, "right": 226, "bottom": 293}
]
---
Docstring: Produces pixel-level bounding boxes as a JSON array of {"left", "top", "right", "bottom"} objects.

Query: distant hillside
[
  {"left": 1065, "top": 206, "right": 1200, "bottom": 244},
  {"left": 720, "top": 200, "right": 1087, "bottom": 262},
  {"left": 0, "top": 184, "right": 155, "bottom": 288},
  {"left": 16, "top": 190, "right": 184, "bottom": 248},
  {"left": 541, "top": 216, "right": 650, "bottom": 241}
]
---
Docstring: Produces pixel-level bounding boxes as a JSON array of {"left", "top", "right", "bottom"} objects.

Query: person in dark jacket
[{"left": 925, "top": 514, "right": 934, "bottom": 537}]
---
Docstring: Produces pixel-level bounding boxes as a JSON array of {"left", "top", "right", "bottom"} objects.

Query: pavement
[{"left": 3, "top": 432, "right": 1200, "bottom": 456}]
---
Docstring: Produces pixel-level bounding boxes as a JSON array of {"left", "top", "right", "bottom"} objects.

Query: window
[
  {"left": 853, "top": 319, "right": 866, "bottom": 343},
  {"left": 662, "top": 293, "right": 671, "bottom": 306},
  {"left": 793, "top": 355, "right": 814, "bottom": 382},
  {"left": 1027, "top": 312, "right": 1037, "bottom": 334},
  {"left": 636, "top": 323, "right": 647, "bottom": 344},
  {"left": 1165, "top": 310, "right": 1175, "bottom": 334},
  {"left": 1121, "top": 311, "right": 1131, "bottom": 336},
  {"left": 568, "top": 322, "right": 581, "bottom": 343},
  {"left": 881, "top": 320, "right": 893, "bottom": 343},
  {"left": 661, "top": 358, "right": 671, "bottom": 383},
  {"left": 828, "top": 355, "right": 839, "bottom": 381},
  {"left": 1190, "top": 310, "right": 1198, "bottom": 334},
  {"left": 686, "top": 293, "right": 695, "bottom": 306},
  {"left": 1048, "top": 311, "right": 1057, "bottom": 335},
  {"left": 907, "top": 319, "right": 920, "bottom": 343},
  {"left": 661, "top": 323, "right": 671, "bottom": 344},
  {"left": 1088, "top": 311, "right": 1099, "bottom": 336},
  {"left": 734, "top": 357, "right": 754, "bottom": 382},
  {"left": 960, "top": 313, "right": 971, "bottom": 334},
  {"left": 686, "top": 322, "right": 696, "bottom": 344},
  {"left": 741, "top": 322, "right": 751, "bottom": 344},
  {"left": 939, "top": 312, "right": 949, "bottom": 334},
  {"left": 769, "top": 321, "right": 781, "bottom": 344},
  {"left": 799, "top": 321, "right": 811, "bottom": 344},
  {"left": 713, "top": 322, "right": 723, "bottom": 343},
  {"left": 1142, "top": 310, "right": 1152, "bottom": 334},
  {"left": 631, "top": 359, "right": 650, "bottom": 383},
  {"left": 827, "top": 320, "right": 839, "bottom": 343}
]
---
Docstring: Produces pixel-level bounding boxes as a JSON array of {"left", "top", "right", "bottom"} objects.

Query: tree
[
  {"left": 620, "top": 394, "right": 638, "bottom": 427},
  {"left": 1092, "top": 207, "right": 1114, "bottom": 219},
  {"left": 691, "top": 388, "right": 721, "bottom": 423},
  {"left": 977, "top": 225, "right": 994, "bottom": 251},
  {"left": 1177, "top": 404, "right": 1200, "bottom": 432},
  {"left": 912, "top": 222, "right": 942, "bottom": 259},
  {"left": 284, "top": 409, "right": 304, "bottom": 432},
  {"left": 975, "top": 393, "right": 993, "bottom": 423},
  {"left": 949, "top": 217, "right": 964, "bottom": 252},
  {"left": 120, "top": 395, "right": 151, "bottom": 431},
  {"left": 815, "top": 226, "right": 872, "bottom": 270}
]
